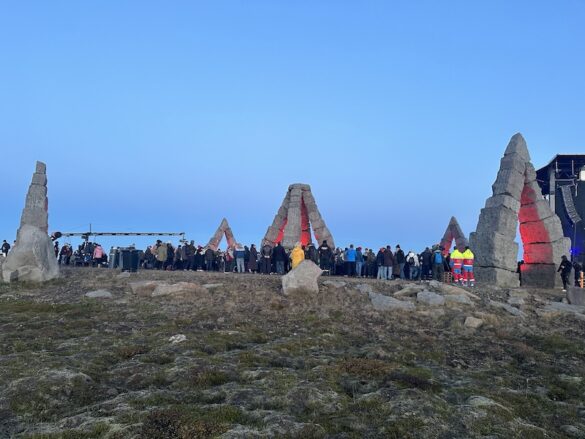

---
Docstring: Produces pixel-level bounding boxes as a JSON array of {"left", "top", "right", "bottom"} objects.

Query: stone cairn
[
  {"left": 469, "top": 134, "right": 570, "bottom": 288},
  {"left": 2, "top": 161, "right": 59, "bottom": 282},
  {"left": 262, "top": 183, "right": 335, "bottom": 250},
  {"left": 439, "top": 216, "right": 468, "bottom": 253},
  {"left": 206, "top": 218, "right": 237, "bottom": 251}
]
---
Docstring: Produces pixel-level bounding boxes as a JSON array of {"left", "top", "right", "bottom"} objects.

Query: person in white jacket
[{"left": 406, "top": 250, "right": 420, "bottom": 280}]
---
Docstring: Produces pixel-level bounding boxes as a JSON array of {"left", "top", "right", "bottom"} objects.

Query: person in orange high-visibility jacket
[
  {"left": 462, "top": 246, "right": 475, "bottom": 287},
  {"left": 291, "top": 243, "right": 305, "bottom": 270},
  {"left": 450, "top": 247, "right": 464, "bottom": 284}
]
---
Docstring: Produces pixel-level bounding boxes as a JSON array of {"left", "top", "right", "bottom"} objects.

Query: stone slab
[
  {"left": 492, "top": 168, "right": 525, "bottom": 198},
  {"left": 521, "top": 263, "right": 560, "bottom": 289},
  {"left": 518, "top": 199, "right": 555, "bottom": 223},
  {"left": 282, "top": 260, "right": 322, "bottom": 295},
  {"left": 523, "top": 239, "right": 570, "bottom": 265},
  {"left": 519, "top": 215, "right": 565, "bottom": 244},
  {"left": 475, "top": 206, "right": 518, "bottom": 239},
  {"left": 469, "top": 231, "right": 518, "bottom": 271},
  {"left": 484, "top": 194, "right": 521, "bottom": 214},
  {"left": 503, "top": 133, "right": 531, "bottom": 162},
  {"left": 567, "top": 287, "right": 585, "bottom": 306},
  {"left": 474, "top": 266, "right": 519, "bottom": 287},
  {"left": 368, "top": 292, "right": 415, "bottom": 311}
]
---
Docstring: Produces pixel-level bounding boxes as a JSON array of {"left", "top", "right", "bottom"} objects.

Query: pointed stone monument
[
  {"left": 206, "top": 218, "right": 237, "bottom": 251},
  {"left": 469, "top": 134, "right": 570, "bottom": 288},
  {"left": 440, "top": 216, "right": 468, "bottom": 253},
  {"left": 2, "top": 161, "right": 59, "bottom": 282},
  {"left": 263, "top": 184, "right": 335, "bottom": 250}
]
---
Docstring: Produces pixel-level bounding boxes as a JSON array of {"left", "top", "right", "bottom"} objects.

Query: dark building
[{"left": 536, "top": 154, "right": 585, "bottom": 262}]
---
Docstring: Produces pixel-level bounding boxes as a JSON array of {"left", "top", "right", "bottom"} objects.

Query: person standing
[
  {"left": 573, "top": 260, "right": 583, "bottom": 287},
  {"left": 260, "top": 243, "right": 273, "bottom": 274},
  {"left": 432, "top": 246, "right": 444, "bottom": 281},
  {"left": 318, "top": 240, "right": 332, "bottom": 272},
  {"left": 395, "top": 245, "right": 406, "bottom": 279},
  {"left": 383, "top": 245, "right": 394, "bottom": 280},
  {"left": 406, "top": 250, "right": 420, "bottom": 280},
  {"left": 450, "top": 247, "right": 464, "bottom": 284},
  {"left": 355, "top": 247, "right": 364, "bottom": 278},
  {"left": 1, "top": 240, "right": 10, "bottom": 256},
  {"left": 558, "top": 255, "right": 572, "bottom": 292},
  {"left": 234, "top": 244, "right": 246, "bottom": 273},
  {"left": 461, "top": 246, "right": 475, "bottom": 287},
  {"left": 345, "top": 244, "right": 357, "bottom": 277},
  {"left": 376, "top": 248, "right": 385, "bottom": 279},
  {"left": 248, "top": 244, "right": 258, "bottom": 273},
  {"left": 204, "top": 246, "right": 215, "bottom": 271},
  {"left": 273, "top": 242, "right": 287, "bottom": 274},
  {"left": 156, "top": 240, "right": 167, "bottom": 270},
  {"left": 420, "top": 247, "right": 432, "bottom": 280},
  {"left": 291, "top": 243, "right": 305, "bottom": 270}
]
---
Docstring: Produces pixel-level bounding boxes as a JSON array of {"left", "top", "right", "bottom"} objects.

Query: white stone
[
  {"left": 282, "top": 260, "right": 322, "bottom": 295},
  {"left": 445, "top": 294, "right": 473, "bottom": 305},
  {"left": 169, "top": 334, "right": 187, "bottom": 344},
  {"left": 416, "top": 290, "right": 445, "bottom": 306},
  {"left": 368, "top": 292, "right": 415, "bottom": 311},
  {"left": 323, "top": 280, "right": 347, "bottom": 288},
  {"left": 464, "top": 316, "right": 484, "bottom": 329},
  {"left": 85, "top": 289, "right": 113, "bottom": 299}
]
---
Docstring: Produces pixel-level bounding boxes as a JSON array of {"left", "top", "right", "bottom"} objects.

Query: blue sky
[{"left": 1, "top": 1, "right": 584, "bottom": 252}]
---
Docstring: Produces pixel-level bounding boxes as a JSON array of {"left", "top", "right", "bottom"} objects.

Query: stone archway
[
  {"left": 469, "top": 134, "right": 570, "bottom": 288},
  {"left": 440, "top": 216, "right": 469, "bottom": 254},
  {"left": 206, "top": 218, "right": 237, "bottom": 251}
]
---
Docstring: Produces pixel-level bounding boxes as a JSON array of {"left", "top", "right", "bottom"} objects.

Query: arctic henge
[
  {"left": 470, "top": 133, "right": 570, "bottom": 288},
  {"left": 262, "top": 184, "right": 335, "bottom": 250},
  {"left": 2, "top": 162, "right": 59, "bottom": 282}
]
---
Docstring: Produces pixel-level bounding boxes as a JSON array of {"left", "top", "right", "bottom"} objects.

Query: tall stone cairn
[
  {"left": 469, "top": 134, "right": 570, "bottom": 288},
  {"left": 2, "top": 162, "right": 59, "bottom": 282},
  {"left": 262, "top": 183, "right": 335, "bottom": 250}
]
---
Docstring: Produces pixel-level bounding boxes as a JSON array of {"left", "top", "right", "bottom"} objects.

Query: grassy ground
[{"left": 0, "top": 267, "right": 584, "bottom": 438}]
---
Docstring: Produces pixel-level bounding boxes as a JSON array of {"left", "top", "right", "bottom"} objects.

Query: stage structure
[
  {"left": 469, "top": 133, "right": 570, "bottom": 288},
  {"left": 262, "top": 184, "right": 335, "bottom": 250},
  {"left": 440, "top": 216, "right": 468, "bottom": 254},
  {"left": 536, "top": 154, "right": 585, "bottom": 262},
  {"left": 206, "top": 218, "right": 237, "bottom": 251}
]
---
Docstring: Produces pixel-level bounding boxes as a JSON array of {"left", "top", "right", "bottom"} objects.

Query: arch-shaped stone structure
[
  {"left": 206, "top": 218, "right": 237, "bottom": 251},
  {"left": 469, "top": 134, "right": 570, "bottom": 288},
  {"left": 262, "top": 184, "right": 335, "bottom": 250},
  {"left": 440, "top": 216, "right": 468, "bottom": 254}
]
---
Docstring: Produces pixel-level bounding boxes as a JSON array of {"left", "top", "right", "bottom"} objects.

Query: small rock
[
  {"left": 203, "top": 283, "right": 224, "bottom": 289},
  {"left": 152, "top": 282, "right": 206, "bottom": 297},
  {"left": 464, "top": 316, "right": 484, "bottom": 329},
  {"left": 489, "top": 300, "right": 525, "bottom": 317},
  {"left": 445, "top": 294, "right": 473, "bottom": 305},
  {"left": 538, "top": 302, "right": 585, "bottom": 320},
  {"left": 394, "top": 285, "right": 425, "bottom": 297},
  {"left": 323, "top": 280, "right": 347, "bottom": 288},
  {"left": 368, "top": 292, "right": 415, "bottom": 311},
  {"left": 558, "top": 374, "right": 583, "bottom": 385},
  {"left": 169, "top": 334, "right": 187, "bottom": 344},
  {"left": 355, "top": 284, "right": 373, "bottom": 294},
  {"left": 417, "top": 290, "right": 445, "bottom": 306},
  {"left": 567, "top": 287, "right": 585, "bottom": 306},
  {"left": 116, "top": 272, "right": 131, "bottom": 279},
  {"left": 85, "top": 289, "right": 113, "bottom": 299},
  {"left": 560, "top": 425, "right": 585, "bottom": 438},
  {"left": 467, "top": 396, "right": 509, "bottom": 411},
  {"left": 507, "top": 296, "right": 525, "bottom": 306}
]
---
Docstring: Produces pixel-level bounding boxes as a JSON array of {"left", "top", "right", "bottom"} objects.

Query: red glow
[
  {"left": 519, "top": 182, "right": 553, "bottom": 264},
  {"left": 275, "top": 218, "right": 287, "bottom": 245},
  {"left": 300, "top": 197, "right": 311, "bottom": 246}
]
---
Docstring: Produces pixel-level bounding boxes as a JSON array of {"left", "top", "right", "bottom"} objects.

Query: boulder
[
  {"left": 394, "top": 284, "right": 425, "bottom": 297},
  {"left": 368, "top": 292, "right": 415, "bottom": 311},
  {"left": 129, "top": 281, "right": 160, "bottom": 297},
  {"left": 355, "top": 283, "right": 373, "bottom": 294},
  {"left": 281, "top": 260, "right": 322, "bottom": 295},
  {"left": 567, "top": 287, "right": 585, "bottom": 306},
  {"left": 85, "top": 289, "right": 113, "bottom": 299},
  {"left": 489, "top": 300, "right": 525, "bottom": 317},
  {"left": 464, "top": 317, "right": 484, "bottom": 329},
  {"left": 445, "top": 294, "right": 473, "bottom": 305},
  {"left": 416, "top": 291, "right": 445, "bottom": 306},
  {"left": 474, "top": 266, "right": 519, "bottom": 288}
]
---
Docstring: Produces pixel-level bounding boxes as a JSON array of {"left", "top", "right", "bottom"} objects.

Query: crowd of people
[
  {"left": 139, "top": 239, "right": 478, "bottom": 285},
  {"left": 2, "top": 236, "right": 583, "bottom": 289}
]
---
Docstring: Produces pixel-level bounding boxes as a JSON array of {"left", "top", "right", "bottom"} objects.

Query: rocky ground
[{"left": 1, "top": 267, "right": 585, "bottom": 438}]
